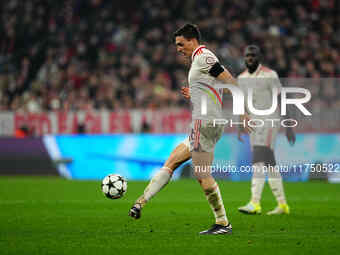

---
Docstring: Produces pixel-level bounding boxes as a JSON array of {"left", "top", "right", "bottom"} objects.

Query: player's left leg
[
  {"left": 136, "top": 141, "right": 191, "bottom": 206},
  {"left": 129, "top": 139, "right": 191, "bottom": 219}
]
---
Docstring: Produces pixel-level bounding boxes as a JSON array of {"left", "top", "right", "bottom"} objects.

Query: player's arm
[
  {"left": 279, "top": 94, "right": 296, "bottom": 146},
  {"left": 216, "top": 69, "right": 237, "bottom": 87},
  {"left": 207, "top": 60, "right": 252, "bottom": 131},
  {"left": 180, "top": 54, "right": 236, "bottom": 99},
  {"left": 237, "top": 114, "right": 251, "bottom": 142},
  {"left": 207, "top": 62, "right": 238, "bottom": 93},
  {"left": 279, "top": 92, "right": 296, "bottom": 146},
  {"left": 179, "top": 69, "right": 235, "bottom": 98},
  {"left": 196, "top": 52, "right": 238, "bottom": 91},
  {"left": 272, "top": 71, "right": 296, "bottom": 146},
  {"left": 207, "top": 60, "right": 252, "bottom": 133},
  {"left": 285, "top": 121, "right": 296, "bottom": 146}
]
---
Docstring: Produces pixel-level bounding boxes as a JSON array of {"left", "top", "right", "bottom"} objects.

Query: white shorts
[{"left": 188, "top": 120, "right": 224, "bottom": 153}]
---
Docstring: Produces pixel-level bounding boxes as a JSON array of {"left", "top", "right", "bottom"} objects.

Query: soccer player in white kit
[
  {"left": 237, "top": 45, "right": 296, "bottom": 215},
  {"left": 129, "top": 24, "right": 247, "bottom": 235}
]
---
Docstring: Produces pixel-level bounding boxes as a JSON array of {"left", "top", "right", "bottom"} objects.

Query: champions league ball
[{"left": 101, "top": 174, "right": 127, "bottom": 199}]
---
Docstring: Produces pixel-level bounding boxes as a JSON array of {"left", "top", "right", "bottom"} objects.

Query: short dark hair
[
  {"left": 173, "top": 23, "right": 201, "bottom": 42},
  {"left": 244, "top": 45, "right": 261, "bottom": 56}
]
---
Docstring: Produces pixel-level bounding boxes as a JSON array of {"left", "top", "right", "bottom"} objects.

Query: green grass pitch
[{"left": 0, "top": 177, "right": 339, "bottom": 255}]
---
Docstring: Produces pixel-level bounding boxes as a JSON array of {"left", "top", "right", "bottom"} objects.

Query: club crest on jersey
[{"left": 206, "top": 57, "right": 216, "bottom": 65}]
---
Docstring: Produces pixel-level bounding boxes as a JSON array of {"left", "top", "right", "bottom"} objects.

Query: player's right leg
[
  {"left": 192, "top": 152, "right": 232, "bottom": 235},
  {"left": 265, "top": 127, "right": 290, "bottom": 215},
  {"left": 190, "top": 121, "right": 232, "bottom": 235},
  {"left": 238, "top": 124, "right": 289, "bottom": 215},
  {"left": 238, "top": 161, "right": 264, "bottom": 214},
  {"left": 238, "top": 127, "right": 265, "bottom": 214},
  {"left": 128, "top": 138, "right": 191, "bottom": 219},
  {"left": 267, "top": 164, "right": 290, "bottom": 215}
]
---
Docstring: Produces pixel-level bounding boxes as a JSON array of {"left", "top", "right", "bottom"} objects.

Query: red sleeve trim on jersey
[
  {"left": 260, "top": 66, "right": 272, "bottom": 73},
  {"left": 192, "top": 45, "right": 206, "bottom": 61},
  {"left": 255, "top": 64, "right": 262, "bottom": 76}
]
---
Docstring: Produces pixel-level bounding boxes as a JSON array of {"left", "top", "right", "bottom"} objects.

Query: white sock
[
  {"left": 268, "top": 168, "right": 287, "bottom": 204},
  {"left": 205, "top": 184, "right": 228, "bottom": 226},
  {"left": 136, "top": 167, "right": 172, "bottom": 207},
  {"left": 251, "top": 162, "right": 265, "bottom": 204}
]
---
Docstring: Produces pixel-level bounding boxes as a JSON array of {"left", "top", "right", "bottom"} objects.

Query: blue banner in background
[
  {"left": 53, "top": 134, "right": 187, "bottom": 180},
  {"left": 50, "top": 134, "right": 340, "bottom": 182}
]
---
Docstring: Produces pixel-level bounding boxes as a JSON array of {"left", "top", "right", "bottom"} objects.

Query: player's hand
[
  {"left": 237, "top": 114, "right": 253, "bottom": 143},
  {"left": 237, "top": 127, "right": 244, "bottom": 143},
  {"left": 240, "top": 113, "right": 253, "bottom": 134},
  {"left": 181, "top": 87, "right": 190, "bottom": 99},
  {"left": 286, "top": 127, "right": 296, "bottom": 146}
]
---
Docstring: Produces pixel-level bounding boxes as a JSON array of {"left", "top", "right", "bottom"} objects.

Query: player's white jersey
[
  {"left": 238, "top": 64, "right": 282, "bottom": 148},
  {"left": 188, "top": 45, "right": 223, "bottom": 121},
  {"left": 238, "top": 64, "right": 281, "bottom": 120}
]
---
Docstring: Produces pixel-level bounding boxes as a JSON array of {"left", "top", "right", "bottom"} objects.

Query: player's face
[
  {"left": 245, "top": 52, "right": 259, "bottom": 70},
  {"left": 175, "top": 36, "right": 194, "bottom": 58}
]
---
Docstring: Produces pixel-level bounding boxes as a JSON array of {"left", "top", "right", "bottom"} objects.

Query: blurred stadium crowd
[{"left": 0, "top": 0, "right": 339, "bottom": 113}]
